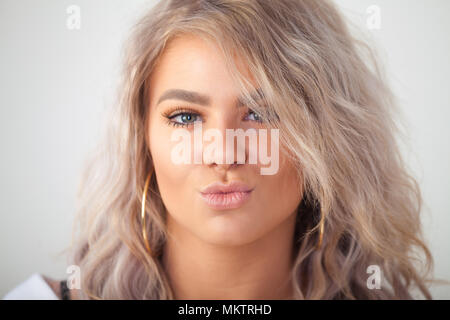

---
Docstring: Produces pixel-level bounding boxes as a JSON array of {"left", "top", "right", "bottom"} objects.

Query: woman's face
[{"left": 147, "top": 34, "right": 303, "bottom": 246}]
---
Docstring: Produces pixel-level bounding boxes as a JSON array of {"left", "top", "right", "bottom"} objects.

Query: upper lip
[{"left": 200, "top": 181, "right": 254, "bottom": 194}]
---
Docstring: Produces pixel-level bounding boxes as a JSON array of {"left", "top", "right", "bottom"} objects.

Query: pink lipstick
[{"left": 199, "top": 181, "right": 253, "bottom": 210}]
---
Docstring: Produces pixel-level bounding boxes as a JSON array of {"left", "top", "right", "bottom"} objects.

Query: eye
[
  {"left": 162, "top": 107, "right": 203, "bottom": 128},
  {"left": 244, "top": 109, "right": 263, "bottom": 123},
  {"left": 170, "top": 113, "right": 201, "bottom": 126},
  {"left": 162, "top": 106, "right": 264, "bottom": 128}
]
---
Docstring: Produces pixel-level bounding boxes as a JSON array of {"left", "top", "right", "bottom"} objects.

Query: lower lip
[{"left": 200, "top": 190, "right": 252, "bottom": 210}]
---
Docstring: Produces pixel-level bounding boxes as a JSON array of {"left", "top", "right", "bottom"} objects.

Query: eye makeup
[{"left": 161, "top": 106, "right": 264, "bottom": 128}]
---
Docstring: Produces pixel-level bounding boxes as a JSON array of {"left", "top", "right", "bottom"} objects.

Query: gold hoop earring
[
  {"left": 316, "top": 213, "right": 324, "bottom": 249},
  {"left": 141, "top": 171, "right": 153, "bottom": 255}
]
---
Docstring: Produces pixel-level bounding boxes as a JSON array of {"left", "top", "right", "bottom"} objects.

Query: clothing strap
[{"left": 60, "top": 280, "right": 71, "bottom": 300}]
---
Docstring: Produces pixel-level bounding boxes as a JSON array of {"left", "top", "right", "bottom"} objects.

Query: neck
[{"left": 161, "top": 211, "right": 297, "bottom": 300}]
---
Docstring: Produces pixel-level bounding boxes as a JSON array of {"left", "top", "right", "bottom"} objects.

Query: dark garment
[{"left": 60, "top": 280, "right": 71, "bottom": 300}]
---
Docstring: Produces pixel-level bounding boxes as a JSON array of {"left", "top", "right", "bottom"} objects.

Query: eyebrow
[{"left": 156, "top": 88, "right": 265, "bottom": 108}]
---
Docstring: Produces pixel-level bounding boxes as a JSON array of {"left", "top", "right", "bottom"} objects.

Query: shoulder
[
  {"left": 42, "top": 275, "right": 80, "bottom": 300},
  {"left": 41, "top": 275, "right": 80, "bottom": 300},
  {"left": 2, "top": 273, "right": 60, "bottom": 300},
  {"left": 3, "top": 273, "right": 82, "bottom": 300}
]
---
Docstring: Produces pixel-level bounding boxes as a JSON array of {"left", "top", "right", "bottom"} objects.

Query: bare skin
[{"left": 146, "top": 34, "right": 303, "bottom": 300}]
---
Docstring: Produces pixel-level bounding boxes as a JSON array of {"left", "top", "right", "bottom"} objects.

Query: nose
[
  {"left": 202, "top": 111, "right": 248, "bottom": 173},
  {"left": 208, "top": 161, "right": 241, "bottom": 174}
]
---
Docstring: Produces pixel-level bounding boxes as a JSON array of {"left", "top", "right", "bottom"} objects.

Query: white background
[{"left": 1, "top": 0, "right": 449, "bottom": 299}]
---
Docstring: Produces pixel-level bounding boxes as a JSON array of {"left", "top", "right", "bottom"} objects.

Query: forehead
[
  {"left": 148, "top": 34, "right": 257, "bottom": 106},
  {"left": 158, "top": 34, "right": 226, "bottom": 76}
]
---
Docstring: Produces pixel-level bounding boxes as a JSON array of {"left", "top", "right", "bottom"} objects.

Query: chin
[{"left": 200, "top": 216, "right": 264, "bottom": 246}]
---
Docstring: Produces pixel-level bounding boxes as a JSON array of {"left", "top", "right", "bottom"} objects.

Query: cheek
[
  {"left": 148, "top": 123, "right": 173, "bottom": 176},
  {"left": 257, "top": 159, "right": 302, "bottom": 219},
  {"left": 148, "top": 121, "right": 193, "bottom": 215}
]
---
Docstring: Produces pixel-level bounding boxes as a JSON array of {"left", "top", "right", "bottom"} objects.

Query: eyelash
[{"left": 162, "top": 106, "right": 264, "bottom": 128}]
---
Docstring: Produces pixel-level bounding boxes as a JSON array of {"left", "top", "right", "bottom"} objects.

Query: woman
[{"left": 6, "top": 0, "right": 435, "bottom": 300}]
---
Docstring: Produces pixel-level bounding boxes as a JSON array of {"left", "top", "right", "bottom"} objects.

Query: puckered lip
[{"left": 200, "top": 181, "right": 254, "bottom": 194}]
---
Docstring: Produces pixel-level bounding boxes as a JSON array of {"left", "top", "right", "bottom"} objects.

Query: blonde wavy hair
[{"left": 68, "top": 0, "right": 436, "bottom": 299}]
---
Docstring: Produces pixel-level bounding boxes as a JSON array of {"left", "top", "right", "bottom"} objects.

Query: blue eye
[
  {"left": 245, "top": 110, "right": 263, "bottom": 123},
  {"left": 169, "top": 112, "right": 201, "bottom": 127},
  {"left": 162, "top": 106, "right": 203, "bottom": 128},
  {"left": 162, "top": 106, "right": 264, "bottom": 128}
]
